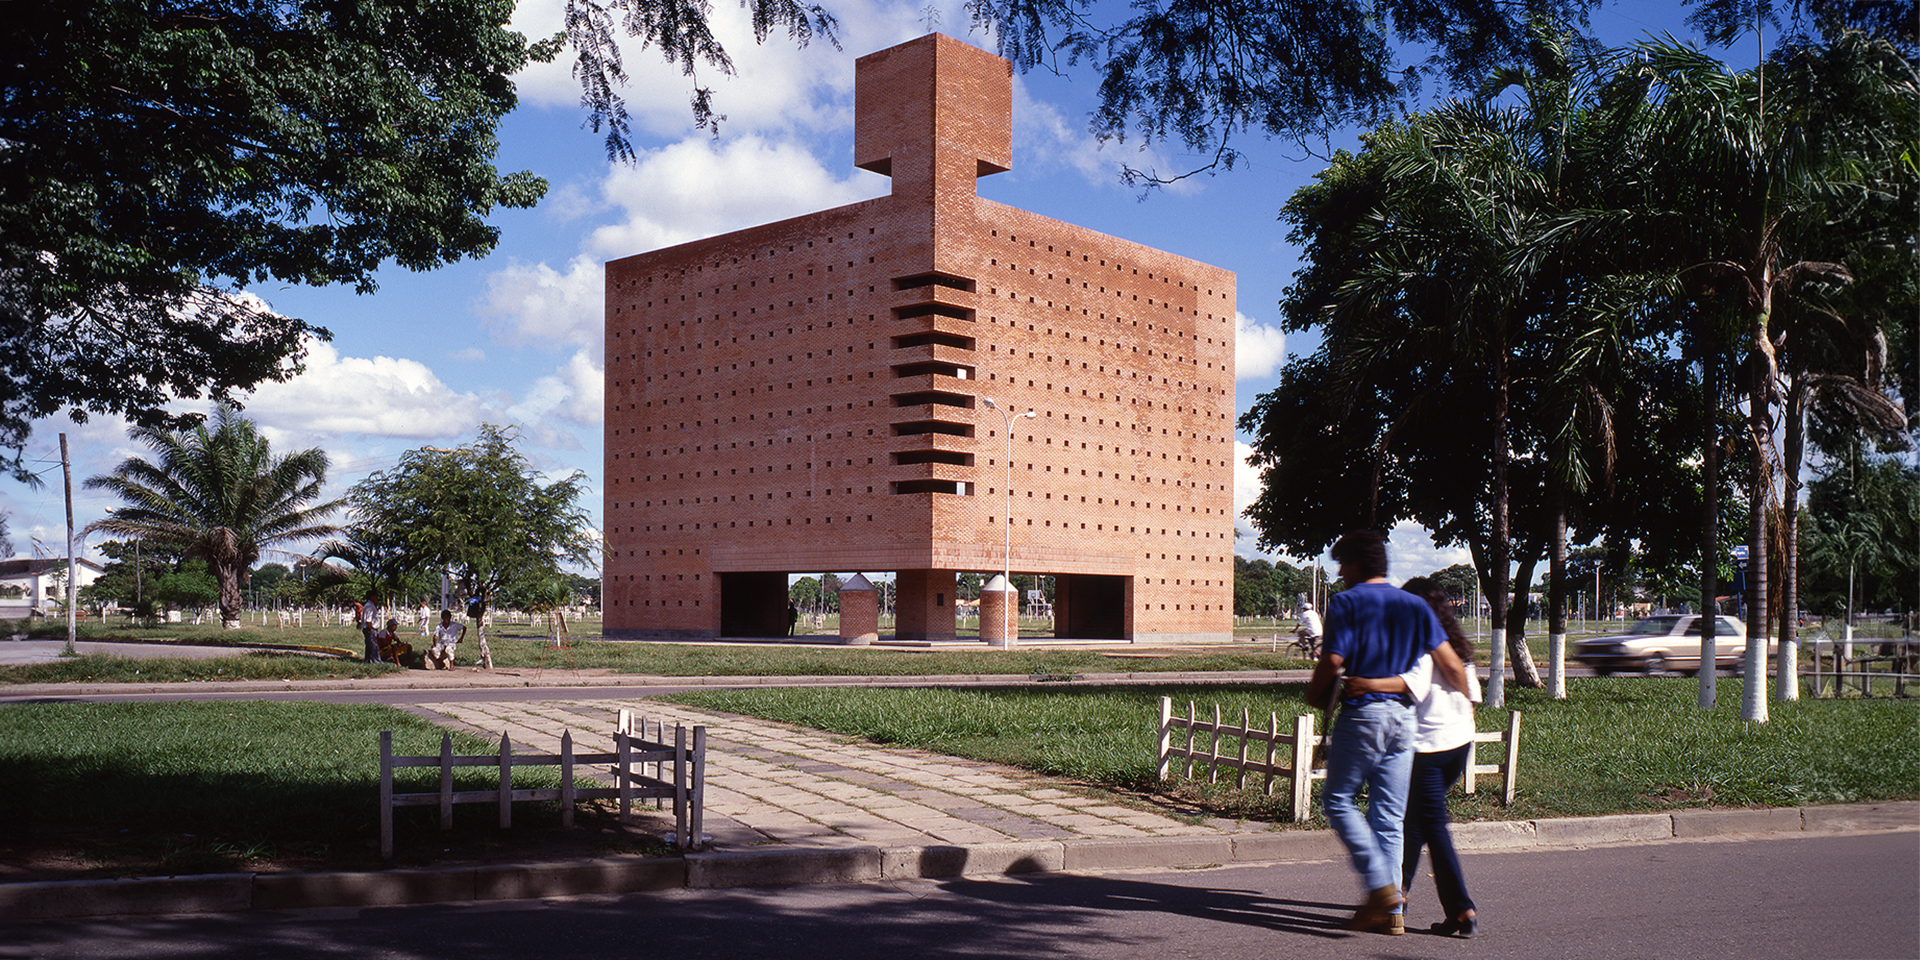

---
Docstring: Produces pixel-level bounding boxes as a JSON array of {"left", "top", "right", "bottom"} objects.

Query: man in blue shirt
[{"left": 1306, "top": 530, "right": 1470, "bottom": 935}]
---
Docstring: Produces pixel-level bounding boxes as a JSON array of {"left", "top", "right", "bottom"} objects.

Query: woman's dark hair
[
  {"left": 1330, "top": 530, "right": 1390, "bottom": 581},
  {"left": 1401, "top": 576, "right": 1474, "bottom": 665}
]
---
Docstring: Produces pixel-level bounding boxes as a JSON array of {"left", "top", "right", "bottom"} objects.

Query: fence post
[
  {"left": 1501, "top": 711, "right": 1523, "bottom": 806},
  {"left": 1235, "top": 706, "right": 1251, "bottom": 790},
  {"left": 1264, "top": 712, "right": 1279, "bottom": 796},
  {"left": 1208, "top": 703, "right": 1222, "bottom": 783},
  {"left": 673, "top": 724, "right": 689, "bottom": 849},
  {"left": 691, "top": 725, "right": 707, "bottom": 850},
  {"left": 560, "top": 730, "right": 576, "bottom": 830},
  {"left": 1156, "top": 697, "right": 1172, "bottom": 780},
  {"left": 1184, "top": 701, "right": 1197, "bottom": 778},
  {"left": 438, "top": 734, "right": 454, "bottom": 830},
  {"left": 1463, "top": 733, "right": 1479, "bottom": 795},
  {"left": 380, "top": 731, "right": 394, "bottom": 859},
  {"left": 1289, "top": 713, "right": 1314, "bottom": 823},
  {"left": 616, "top": 712, "right": 632, "bottom": 819},
  {"left": 498, "top": 732, "right": 513, "bottom": 829}
]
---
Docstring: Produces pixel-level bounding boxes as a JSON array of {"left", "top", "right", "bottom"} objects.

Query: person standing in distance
[{"left": 1305, "top": 531, "right": 1471, "bottom": 935}]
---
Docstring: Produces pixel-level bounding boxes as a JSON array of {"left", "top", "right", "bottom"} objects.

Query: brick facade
[{"left": 604, "top": 34, "right": 1235, "bottom": 643}]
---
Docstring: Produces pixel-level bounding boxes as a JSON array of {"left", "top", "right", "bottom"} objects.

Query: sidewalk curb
[{"left": 4, "top": 801, "right": 1911, "bottom": 921}]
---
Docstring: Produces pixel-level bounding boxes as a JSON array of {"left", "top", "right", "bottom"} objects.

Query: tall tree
[
  {"left": 566, "top": 0, "right": 1611, "bottom": 165},
  {"left": 0, "top": 0, "right": 550, "bottom": 475},
  {"left": 84, "top": 405, "right": 341, "bottom": 628},
  {"left": 1558, "top": 31, "right": 1918, "bottom": 719},
  {"left": 350, "top": 425, "right": 595, "bottom": 668}
]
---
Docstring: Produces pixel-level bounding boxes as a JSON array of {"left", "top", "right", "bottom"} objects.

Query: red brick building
[{"left": 603, "top": 34, "right": 1235, "bottom": 642}]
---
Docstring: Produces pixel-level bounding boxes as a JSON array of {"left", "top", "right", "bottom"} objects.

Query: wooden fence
[
  {"left": 1808, "top": 638, "right": 1917, "bottom": 698},
  {"left": 1156, "top": 697, "right": 1522, "bottom": 822},
  {"left": 379, "top": 709, "right": 704, "bottom": 858}
]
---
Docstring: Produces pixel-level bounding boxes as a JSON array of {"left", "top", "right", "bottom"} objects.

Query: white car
[{"left": 1573, "top": 614, "right": 1759, "bottom": 676}]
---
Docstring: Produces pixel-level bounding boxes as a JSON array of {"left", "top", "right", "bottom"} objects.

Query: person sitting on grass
[
  {"left": 426, "top": 609, "right": 465, "bottom": 670},
  {"left": 374, "top": 618, "right": 413, "bottom": 667}
]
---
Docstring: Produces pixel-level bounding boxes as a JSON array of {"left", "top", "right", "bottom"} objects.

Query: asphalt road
[{"left": 5, "top": 832, "right": 1912, "bottom": 960}]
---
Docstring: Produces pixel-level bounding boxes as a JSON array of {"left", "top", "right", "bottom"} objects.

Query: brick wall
[{"left": 604, "top": 34, "right": 1235, "bottom": 642}]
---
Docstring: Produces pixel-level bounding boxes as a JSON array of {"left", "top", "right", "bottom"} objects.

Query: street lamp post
[{"left": 982, "top": 398, "right": 1034, "bottom": 649}]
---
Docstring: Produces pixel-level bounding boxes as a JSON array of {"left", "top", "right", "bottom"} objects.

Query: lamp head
[
  {"left": 1020, "top": 409, "right": 1036, "bottom": 419},
  {"left": 983, "top": 397, "right": 999, "bottom": 411}
]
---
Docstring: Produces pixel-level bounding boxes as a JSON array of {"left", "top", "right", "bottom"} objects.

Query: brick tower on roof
[{"left": 603, "top": 34, "right": 1236, "bottom": 643}]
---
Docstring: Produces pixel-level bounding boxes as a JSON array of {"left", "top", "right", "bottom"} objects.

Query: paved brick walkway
[{"left": 414, "top": 697, "right": 1247, "bottom": 851}]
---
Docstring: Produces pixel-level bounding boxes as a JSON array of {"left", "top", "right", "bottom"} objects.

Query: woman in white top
[{"left": 1344, "top": 576, "right": 1480, "bottom": 938}]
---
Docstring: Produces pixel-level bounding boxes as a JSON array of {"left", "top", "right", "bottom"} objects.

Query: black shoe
[{"left": 1430, "top": 913, "right": 1477, "bottom": 938}]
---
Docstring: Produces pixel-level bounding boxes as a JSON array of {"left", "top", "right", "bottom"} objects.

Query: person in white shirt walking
[{"left": 1344, "top": 576, "right": 1480, "bottom": 938}]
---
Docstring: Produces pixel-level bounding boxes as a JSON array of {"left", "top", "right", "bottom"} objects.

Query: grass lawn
[
  {"left": 0, "top": 701, "right": 668, "bottom": 881},
  {"left": 661, "top": 677, "right": 1919, "bottom": 825}
]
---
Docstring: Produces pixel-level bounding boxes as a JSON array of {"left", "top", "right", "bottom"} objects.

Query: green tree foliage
[
  {"left": 0, "top": 1, "right": 550, "bottom": 474},
  {"left": 249, "top": 562, "right": 290, "bottom": 600},
  {"left": 348, "top": 424, "right": 595, "bottom": 663},
  {"left": 154, "top": 559, "right": 220, "bottom": 616},
  {"left": 1424, "top": 564, "right": 1481, "bottom": 600},
  {"left": 84, "top": 405, "right": 341, "bottom": 628},
  {"left": 1232, "top": 555, "right": 1320, "bottom": 617},
  {"left": 1554, "top": 29, "right": 1918, "bottom": 714},
  {"left": 1801, "top": 454, "right": 1919, "bottom": 616},
  {"left": 566, "top": 0, "right": 1613, "bottom": 169}
]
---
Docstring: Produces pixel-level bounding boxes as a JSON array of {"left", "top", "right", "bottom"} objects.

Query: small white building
[{"left": 0, "top": 557, "right": 105, "bottom": 619}]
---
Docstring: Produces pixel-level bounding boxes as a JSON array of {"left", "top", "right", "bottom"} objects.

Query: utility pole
[{"left": 60, "top": 433, "right": 76, "bottom": 655}]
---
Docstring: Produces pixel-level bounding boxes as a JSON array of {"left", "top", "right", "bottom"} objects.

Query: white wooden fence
[
  {"left": 1156, "top": 696, "right": 1522, "bottom": 822},
  {"left": 379, "top": 709, "right": 704, "bottom": 858}
]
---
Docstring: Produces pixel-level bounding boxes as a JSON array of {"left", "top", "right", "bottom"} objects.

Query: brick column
[
  {"left": 838, "top": 574, "right": 878, "bottom": 646},
  {"left": 980, "top": 573, "right": 1016, "bottom": 649},
  {"left": 896, "top": 569, "right": 957, "bottom": 641}
]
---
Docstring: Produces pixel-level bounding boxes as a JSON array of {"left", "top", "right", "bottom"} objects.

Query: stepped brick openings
[{"left": 603, "top": 34, "right": 1236, "bottom": 642}]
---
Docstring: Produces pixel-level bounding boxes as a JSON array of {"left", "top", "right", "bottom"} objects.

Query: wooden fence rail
[
  {"left": 1155, "top": 696, "right": 1521, "bottom": 822},
  {"left": 1807, "top": 638, "right": 1917, "bottom": 698},
  {"left": 379, "top": 709, "right": 704, "bottom": 858}
]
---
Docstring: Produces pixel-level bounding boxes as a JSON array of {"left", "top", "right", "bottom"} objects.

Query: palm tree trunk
[
  {"left": 1548, "top": 485, "right": 1568, "bottom": 699},
  {"left": 1699, "top": 337, "right": 1719, "bottom": 710},
  {"left": 1506, "top": 545, "right": 1545, "bottom": 689},
  {"left": 1488, "top": 348, "right": 1511, "bottom": 708},
  {"left": 1778, "top": 379, "right": 1808, "bottom": 701},
  {"left": 217, "top": 560, "right": 243, "bottom": 630},
  {"left": 1742, "top": 347, "right": 1770, "bottom": 722}
]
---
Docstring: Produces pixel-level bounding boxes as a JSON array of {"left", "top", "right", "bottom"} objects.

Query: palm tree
[
  {"left": 1540, "top": 30, "right": 1916, "bottom": 719},
  {"left": 85, "top": 405, "right": 340, "bottom": 628}
]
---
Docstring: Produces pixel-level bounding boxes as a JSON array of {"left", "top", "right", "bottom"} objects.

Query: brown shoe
[{"left": 1346, "top": 884, "right": 1405, "bottom": 934}]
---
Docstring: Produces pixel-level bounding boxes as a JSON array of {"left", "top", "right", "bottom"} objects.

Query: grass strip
[
  {"left": 0, "top": 701, "right": 595, "bottom": 876},
  {"left": 0, "top": 652, "right": 397, "bottom": 684},
  {"left": 660, "top": 677, "right": 1919, "bottom": 823},
  {"left": 480, "top": 639, "right": 1310, "bottom": 675}
]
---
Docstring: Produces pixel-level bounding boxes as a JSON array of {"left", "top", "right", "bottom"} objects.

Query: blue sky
[{"left": 3, "top": 0, "right": 1737, "bottom": 582}]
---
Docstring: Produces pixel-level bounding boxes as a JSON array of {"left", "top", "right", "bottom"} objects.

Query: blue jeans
[
  {"left": 1323, "top": 700, "right": 1415, "bottom": 904},
  {"left": 1405, "top": 743, "right": 1475, "bottom": 920}
]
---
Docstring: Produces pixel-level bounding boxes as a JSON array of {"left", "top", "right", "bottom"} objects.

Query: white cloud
[
  {"left": 1386, "top": 521, "right": 1475, "bottom": 584},
  {"left": 1232, "top": 440, "right": 1470, "bottom": 582},
  {"left": 1011, "top": 78, "right": 1200, "bottom": 194},
  {"left": 451, "top": 346, "right": 487, "bottom": 362},
  {"left": 506, "top": 350, "right": 604, "bottom": 433},
  {"left": 587, "top": 135, "right": 883, "bottom": 257},
  {"left": 479, "top": 254, "right": 605, "bottom": 359},
  {"left": 1235, "top": 311, "right": 1286, "bottom": 380},
  {"left": 509, "top": 0, "right": 985, "bottom": 140},
  {"left": 235, "top": 338, "right": 487, "bottom": 444},
  {"left": 1232, "top": 439, "right": 1277, "bottom": 561}
]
